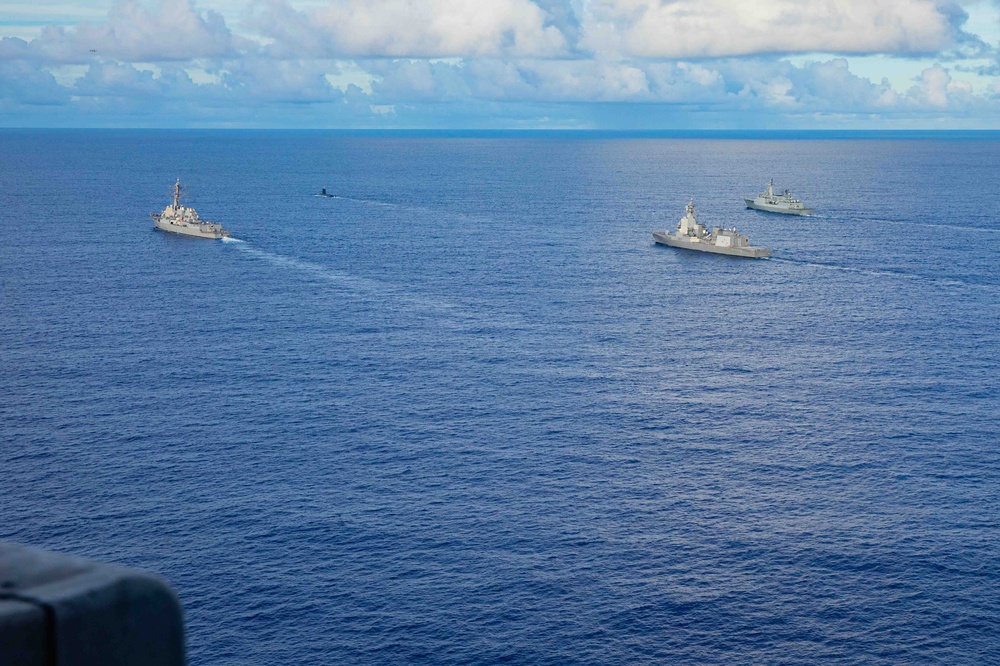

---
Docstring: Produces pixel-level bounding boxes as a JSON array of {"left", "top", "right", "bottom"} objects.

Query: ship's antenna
[{"left": 173, "top": 179, "right": 181, "bottom": 208}]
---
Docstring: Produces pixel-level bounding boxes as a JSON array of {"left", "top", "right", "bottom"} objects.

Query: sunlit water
[{"left": 2, "top": 131, "right": 998, "bottom": 664}]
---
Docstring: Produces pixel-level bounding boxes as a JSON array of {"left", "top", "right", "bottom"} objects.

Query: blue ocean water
[{"left": 1, "top": 130, "right": 998, "bottom": 664}]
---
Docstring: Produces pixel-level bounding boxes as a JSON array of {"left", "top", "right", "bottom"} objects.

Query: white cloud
[
  {"left": 251, "top": 0, "right": 567, "bottom": 58},
  {"left": 1, "top": 0, "right": 999, "bottom": 126},
  {"left": 0, "top": 2, "right": 107, "bottom": 22},
  {"left": 370, "top": 59, "right": 689, "bottom": 103},
  {"left": 0, "top": 0, "right": 983, "bottom": 64},
  {"left": 737, "top": 77, "right": 797, "bottom": 107},
  {"left": 361, "top": 54, "right": 996, "bottom": 116},
  {"left": 577, "top": 0, "right": 965, "bottom": 58},
  {"left": 643, "top": 62, "right": 727, "bottom": 101},
  {"left": 220, "top": 57, "right": 342, "bottom": 101},
  {"left": 485, "top": 60, "right": 650, "bottom": 101},
  {"left": 0, "top": 0, "right": 238, "bottom": 64},
  {"left": 908, "top": 63, "right": 975, "bottom": 106},
  {"left": 0, "top": 60, "right": 68, "bottom": 104},
  {"left": 74, "top": 60, "right": 171, "bottom": 97},
  {"left": 783, "top": 58, "right": 899, "bottom": 109}
]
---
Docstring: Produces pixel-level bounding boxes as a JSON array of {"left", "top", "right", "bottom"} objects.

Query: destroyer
[
  {"left": 653, "top": 201, "right": 771, "bottom": 259},
  {"left": 744, "top": 179, "right": 813, "bottom": 215},
  {"left": 151, "top": 180, "right": 230, "bottom": 239}
]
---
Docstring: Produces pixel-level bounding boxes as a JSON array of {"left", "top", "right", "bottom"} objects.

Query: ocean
[{"left": 1, "top": 130, "right": 998, "bottom": 664}]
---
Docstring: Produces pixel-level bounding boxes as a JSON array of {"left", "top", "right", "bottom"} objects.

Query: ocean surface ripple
[{"left": 1, "top": 132, "right": 998, "bottom": 664}]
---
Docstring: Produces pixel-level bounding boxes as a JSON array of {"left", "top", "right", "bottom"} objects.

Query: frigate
[
  {"left": 653, "top": 201, "right": 771, "bottom": 259},
  {"left": 151, "top": 180, "right": 230, "bottom": 239},
  {"left": 744, "top": 179, "right": 813, "bottom": 215}
]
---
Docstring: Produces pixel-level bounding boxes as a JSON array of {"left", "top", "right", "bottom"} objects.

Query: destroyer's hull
[
  {"left": 153, "top": 216, "right": 230, "bottom": 239},
  {"left": 652, "top": 231, "right": 771, "bottom": 259},
  {"left": 744, "top": 199, "right": 813, "bottom": 216}
]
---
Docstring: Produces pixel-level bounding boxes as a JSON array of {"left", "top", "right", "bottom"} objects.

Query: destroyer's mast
[
  {"left": 172, "top": 179, "right": 181, "bottom": 208},
  {"left": 677, "top": 200, "right": 701, "bottom": 236}
]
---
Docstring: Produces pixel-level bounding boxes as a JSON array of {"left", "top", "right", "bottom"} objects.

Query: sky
[{"left": 1, "top": 0, "right": 1000, "bottom": 128}]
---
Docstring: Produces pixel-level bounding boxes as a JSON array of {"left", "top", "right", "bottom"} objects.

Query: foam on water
[
  {"left": 770, "top": 256, "right": 970, "bottom": 288},
  {"left": 810, "top": 213, "right": 1000, "bottom": 234},
  {"left": 222, "top": 237, "right": 525, "bottom": 328}
]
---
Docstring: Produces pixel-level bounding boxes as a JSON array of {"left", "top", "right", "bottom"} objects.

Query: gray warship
[
  {"left": 151, "top": 180, "right": 230, "bottom": 239},
  {"left": 744, "top": 179, "right": 813, "bottom": 215},
  {"left": 653, "top": 201, "right": 771, "bottom": 259}
]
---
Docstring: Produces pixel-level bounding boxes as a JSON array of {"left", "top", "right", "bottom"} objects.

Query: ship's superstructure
[
  {"left": 652, "top": 201, "right": 771, "bottom": 259},
  {"left": 744, "top": 179, "right": 813, "bottom": 216},
  {"left": 151, "top": 180, "right": 230, "bottom": 239}
]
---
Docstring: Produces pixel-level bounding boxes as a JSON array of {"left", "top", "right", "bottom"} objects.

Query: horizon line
[{"left": 3, "top": 128, "right": 1000, "bottom": 137}]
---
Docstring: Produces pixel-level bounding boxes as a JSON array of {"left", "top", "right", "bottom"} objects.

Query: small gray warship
[
  {"left": 151, "top": 180, "right": 230, "bottom": 239},
  {"left": 653, "top": 201, "right": 771, "bottom": 259},
  {"left": 744, "top": 179, "right": 813, "bottom": 215}
]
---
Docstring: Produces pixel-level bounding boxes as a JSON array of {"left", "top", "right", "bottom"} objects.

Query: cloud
[
  {"left": 0, "top": 0, "right": 238, "bottom": 64},
  {"left": 0, "top": 0, "right": 998, "bottom": 126},
  {"left": 460, "top": 59, "right": 651, "bottom": 102},
  {"left": 220, "top": 58, "right": 344, "bottom": 103},
  {"left": 361, "top": 54, "right": 997, "bottom": 117},
  {"left": 368, "top": 58, "right": 723, "bottom": 103},
  {"left": 806, "top": 61, "right": 900, "bottom": 108},
  {"left": 66, "top": 58, "right": 347, "bottom": 106},
  {"left": 577, "top": 0, "right": 966, "bottom": 58},
  {"left": 907, "top": 63, "right": 975, "bottom": 107},
  {"left": 74, "top": 61, "right": 167, "bottom": 97},
  {"left": 250, "top": 0, "right": 567, "bottom": 58},
  {"left": 0, "top": 61, "right": 69, "bottom": 105},
  {"left": 367, "top": 59, "right": 471, "bottom": 100},
  {"left": 0, "top": 1, "right": 984, "bottom": 64},
  {"left": 245, "top": 0, "right": 978, "bottom": 61}
]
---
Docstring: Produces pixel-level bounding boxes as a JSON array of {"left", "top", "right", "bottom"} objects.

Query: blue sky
[{"left": 1, "top": 0, "right": 999, "bottom": 128}]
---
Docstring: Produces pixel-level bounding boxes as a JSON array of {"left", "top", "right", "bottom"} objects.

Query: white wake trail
[
  {"left": 770, "top": 257, "right": 969, "bottom": 288},
  {"left": 221, "top": 238, "right": 524, "bottom": 327}
]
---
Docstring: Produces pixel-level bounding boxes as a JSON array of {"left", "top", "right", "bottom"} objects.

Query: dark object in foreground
[{"left": 0, "top": 541, "right": 184, "bottom": 666}]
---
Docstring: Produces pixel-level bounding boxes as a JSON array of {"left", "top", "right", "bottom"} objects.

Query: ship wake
[
  {"left": 771, "top": 257, "right": 971, "bottom": 288},
  {"left": 220, "top": 238, "right": 523, "bottom": 327},
  {"left": 811, "top": 214, "right": 1000, "bottom": 235}
]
